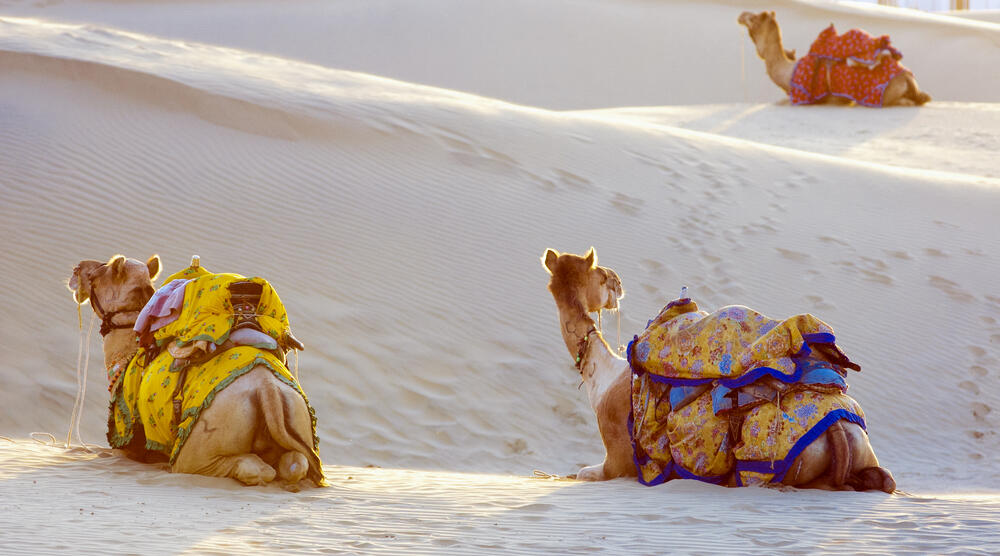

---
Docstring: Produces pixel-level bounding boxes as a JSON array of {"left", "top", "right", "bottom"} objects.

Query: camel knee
[{"left": 278, "top": 451, "right": 309, "bottom": 484}]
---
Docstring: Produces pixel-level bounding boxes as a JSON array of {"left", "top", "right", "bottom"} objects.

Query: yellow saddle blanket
[
  {"left": 628, "top": 298, "right": 865, "bottom": 487},
  {"left": 107, "top": 266, "right": 321, "bottom": 481}
]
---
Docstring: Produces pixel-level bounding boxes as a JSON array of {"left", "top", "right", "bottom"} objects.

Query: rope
[
  {"left": 741, "top": 26, "right": 748, "bottom": 103},
  {"left": 63, "top": 312, "right": 99, "bottom": 453},
  {"left": 531, "top": 470, "right": 577, "bottom": 481},
  {"left": 66, "top": 311, "right": 92, "bottom": 447},
  {"left": 293, "top": 349, "right": 300, "bottom": 383},
  {"left": 31, "top": 432, "right": 57, "bottom": 445}
]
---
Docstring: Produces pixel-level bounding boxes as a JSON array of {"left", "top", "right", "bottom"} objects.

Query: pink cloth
[
  {"left": 134, "top": 279, "right": 189, "bottom": 344},
  {"left": 790, "top": 25, "right": 909, "bottom": 107}
]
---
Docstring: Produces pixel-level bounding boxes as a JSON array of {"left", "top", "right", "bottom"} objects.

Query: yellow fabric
[
  {"left": 630, "top": 298, "right": 865, "bottom": 486},
  {"left": 631, "top": 372, "right": 674, "bottom": 484},
  {"left": 667, "top": 390, "right": 734, "bottom": 479},
  {"left": 107, "top": 266, "right": 321, "bottom": 483},
  {"left": 736, "top": 391, "right": 864, "bottom": 486},
  {"left": 153, "top": 272, "right": 291, "bottom": 350},
  {"left": 111, "top": 346, "right": 306, "bottom": 462},
  {"left": 631, "top": 301, "right": 837, "bottom": 383}
]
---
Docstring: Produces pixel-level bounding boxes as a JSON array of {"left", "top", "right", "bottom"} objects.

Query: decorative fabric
[
  {"left": 630, "top": 300, "right": 845, "bottom": 388},
  {"left": 735, "top": 391, "right": 865, "bottom": 486},
  {"left": 107, "top": 265, "right": 322, "bottom": 485},
  {"left": 790, "top": 24, "right": 909, "bottom": 106},
  {"left": 628, "top": 297, "right": 865, "bottom": 487},
  {"left": 133, "top": 278, "right": 188, "bottom": 345}
]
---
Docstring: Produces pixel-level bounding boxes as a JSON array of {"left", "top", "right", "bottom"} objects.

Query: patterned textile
[
  {"left": 630, "top": 299, "right": 841, "bottom": 388},
  {"left": 790, "top": 24, "right": 909, "bottom": 106},
  {"left": 107, "top": 266, "right": 322, "bottom": 484},
  {"left": 628, "top": 297, "right": 865, "bottom": 486},
  {"left": 735, "top": 391, "right": 864, "bottom": 486}
]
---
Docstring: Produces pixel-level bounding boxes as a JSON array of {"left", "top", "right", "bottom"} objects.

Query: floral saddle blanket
[
  {"left": 790, "top": 24, "right": 910, "bottom": 106},
  {"left": 108, "top": 263, "right": 321, "bottom": 483},
  {"left": 627, "top": 298, "right": 865, "bottom": 487}
]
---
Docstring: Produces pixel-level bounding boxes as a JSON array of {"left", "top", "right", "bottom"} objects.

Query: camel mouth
[{"left": 738, "top": 12, "right": 754, "bottom": 27}]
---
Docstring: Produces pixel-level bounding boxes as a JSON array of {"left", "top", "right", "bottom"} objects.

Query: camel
[
  {"left": 68, "top": 254, "right": 324, "bottom": 488},
  {"left": 738, "top": 11, "right": 930, "bottom": 106},
  {"left": 542, "top": 248, "right": 895, "bottom": 491}
]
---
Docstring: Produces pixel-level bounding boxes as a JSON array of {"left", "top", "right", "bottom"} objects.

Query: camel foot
[
  {"left": 576, "top": 464, "right": 605, "bottom": 481},
  {"left": 913, "top": 91, "right": 932, "bottom": 106},
  {"left": 231, "top": 454, "right": 277, "bottom": 486},
  {"left": 848, "top": 466, "right": 896, "bottom": 493},
  {"left": 277, "top": 451, "right": 309, "bottom": 485}
]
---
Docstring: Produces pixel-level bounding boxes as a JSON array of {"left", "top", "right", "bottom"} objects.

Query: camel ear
[
  {"left": 542, "top": 249, "right": 559, "bottom": 275},
  {"left": 147, "top": 254, "right": 161, "bottom": 282},
  {"left": 585, "top": 247, "right": 597, "bottom": 269},
  {"left": 108, "top": 254, "right": 127, "bottom": 280},
  {"left": 68, "top": 260, "right": 101, "bottom": 304}
]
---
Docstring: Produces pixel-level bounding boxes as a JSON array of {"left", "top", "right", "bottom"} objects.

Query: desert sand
[{"left": 0, "top": 0, "right": 998, "bottom": 553}]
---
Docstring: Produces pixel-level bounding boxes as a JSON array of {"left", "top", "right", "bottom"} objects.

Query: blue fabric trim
[
  {"left": 802, "top": 332, "right": 835, "bottom": 344},
  {"left": 673, "top": 464, "right": 727, "bottom": 485},
  {"left": 735, "top": 409, "right": 867, "bottom": 483},
  {"left": 636, "top": 463, "right": 673, "bottom": 487}
]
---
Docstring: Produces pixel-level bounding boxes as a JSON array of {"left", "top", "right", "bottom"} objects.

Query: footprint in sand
[
  {"left": 835, "top": 260, "right": 893, "bottom": 285},
  {"left": 553, "top": 168, "right": 593, "bottom": 192},
  {"left": 610, "top": 192, "right": 642, "bottom": 216},
  {"left": 640, "top": 258, "right": 666, "bottom": 272},
  {"left": 972, "top": 402, "right": 992, "bottom": 422},
  {"left": 928, "top": 276, "right": 975, "bottom": 302},
  {"left": 958, "top": 381, "right": 981, "bottom": 395},
  {"left": 819, "top": 235, "right": 850, "bottom": 247},
  {"left": 884, "top": 249, "right": 912, "bottom": 260},
  {"left": 805, "top": 294, "right": 835, "bottom": 311},
  {"left": 923, "top": 248, "right": 949, "bottom": 258},
  {"left": 970, "top": 365, "right": 988, "bottom": 378},
  {"left": 776, "top": 248, "right": 810, "bottom": 262}
]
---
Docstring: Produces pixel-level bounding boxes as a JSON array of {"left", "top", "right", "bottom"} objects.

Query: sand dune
[
  {"left": 2, "top": 0, "right": 1000, "bottom": 108},
  {"left": 1, "top": 0, "right": 999, "bottom": 553}
]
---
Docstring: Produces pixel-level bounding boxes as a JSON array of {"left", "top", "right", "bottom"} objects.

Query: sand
[{"left": 0, "top": 0, "right": 998, "bottom": 553}]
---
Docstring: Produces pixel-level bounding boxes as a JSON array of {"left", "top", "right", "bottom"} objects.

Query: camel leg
[
  {"left": 173, "top": 453, "right": 277, "bottom": 485},
  {"left": 173, "top": 368, "right": 277, "bottom": 485},
  {"left": 782, "top": 421, "right": 893, "bottom": 492},
  {"left": 882, "top": 73, "right": 931, "bottom": 106},
  {"left": 577, "top": 372, "right": 637, "bottom": 481}
]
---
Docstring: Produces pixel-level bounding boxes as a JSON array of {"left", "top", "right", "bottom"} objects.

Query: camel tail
[
  {"left": 258, "top": 379, "right": 326, "bottom": 486},
  {"left": 826, "top": 420, "right": 852, "bottom": 487}
]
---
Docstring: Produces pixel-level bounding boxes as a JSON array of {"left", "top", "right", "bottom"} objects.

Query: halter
[
  {"left": 87, "top": 288, "right": 142, "bottom": 337},
  {"left": 574, "top": 327, "right": 599, "bottom": 371}
]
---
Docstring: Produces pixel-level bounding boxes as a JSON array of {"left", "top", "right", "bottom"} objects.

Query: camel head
[
  {"left": 738, "top": 11, "right": 795, "bottom": 61},
  {"left": 68, "top": 254, "right": 161, "bottom": 326},
  {"left": 542, "top": 248, "right": 623, "bottom": 314}
]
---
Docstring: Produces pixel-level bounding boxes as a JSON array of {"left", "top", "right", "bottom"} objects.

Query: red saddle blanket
[{"left": 790, "top": 24, "right": 910, "bottom": 107}]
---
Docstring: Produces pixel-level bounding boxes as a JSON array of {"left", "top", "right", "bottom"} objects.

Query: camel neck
[
  {"left": 553, "top": 298, "right": 600, "bottom": 362},
  {"left": 759, "top": 36, "right": 794, "bottom": 92}
]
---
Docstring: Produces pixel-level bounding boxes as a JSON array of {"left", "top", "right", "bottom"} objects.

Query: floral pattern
[{"left": 630, "top": 297, "right": 866, "bottom": 487}]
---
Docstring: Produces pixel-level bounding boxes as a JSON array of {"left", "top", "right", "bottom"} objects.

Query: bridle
[{"left": 86, "top": 283, "right": 149, "bottom": 337}]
